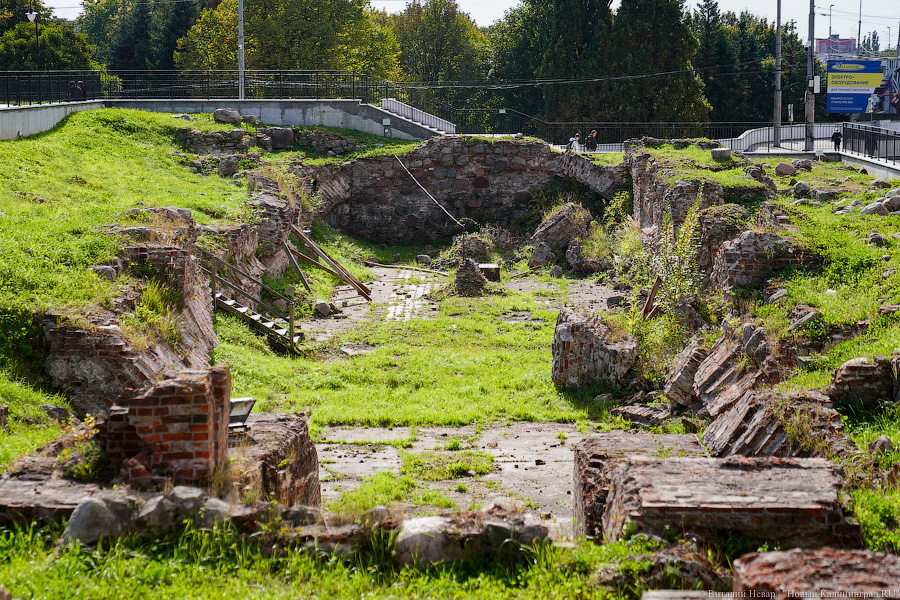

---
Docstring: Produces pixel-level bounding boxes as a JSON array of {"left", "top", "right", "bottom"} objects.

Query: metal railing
[
  {"left": 842, "top": 123, "right": 900, "bottom": 166},
  {"left": 196, "top": 247, "right": 299, "bottom": 352}
]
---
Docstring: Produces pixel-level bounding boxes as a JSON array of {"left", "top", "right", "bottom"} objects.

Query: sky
[{"left": 44, "top": 0, "right": 900, "bottom": 48}]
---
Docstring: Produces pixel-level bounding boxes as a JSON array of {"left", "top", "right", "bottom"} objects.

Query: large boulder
[
  {"left": 551, "top": 308, "right": 638, "bottom": 389},
  {"left": 213, "top": 108, "right": 241, "bottom": 125},
  {"left": 60, "top": 492, "right": 142, "bottom": 546},
  {"left": 530, "top": 203, "right": 592, "bottom": 252},
  {"left": 393, "top": 508, "right": 548, "bottom": 568}
]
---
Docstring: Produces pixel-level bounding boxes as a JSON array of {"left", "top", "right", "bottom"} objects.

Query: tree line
[{"left": 0, "top": 0, "right": 857, "bottom": 122}]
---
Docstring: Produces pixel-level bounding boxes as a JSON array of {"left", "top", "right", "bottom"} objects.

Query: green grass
[
  {"left": 851, "top": 488, "right": 900, "bottom": 553},
  {"left": 0, "top": 372, "right": 69, "bottom": 469},
  {"left": 586, "top": 152, "right": 625, "bottom": 166},
  {"left": 267, "top": 125, "right": 420, "bottom": 166},
  {"left": 0, "top": 108, "right": 246, "bottom": 319},
  {"left": 327, "top": 472, "right": 456, "bottom": 515},
  {"left": 0, "top": 522, "right": 670, "bottom": 600},
  {"left": 401, "top": 450, "right": 494, "bottom": 481},
  {"left": 213, "top": 289, "right": 618, "bottom": 427}
]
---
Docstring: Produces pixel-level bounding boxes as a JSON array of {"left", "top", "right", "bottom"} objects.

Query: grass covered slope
[{"left": 0, "top": 109, "right": 248, "bottom": 317}]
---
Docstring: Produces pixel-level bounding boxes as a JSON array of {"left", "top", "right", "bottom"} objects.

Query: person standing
[{"left": 831, "top": 128, "right": 842, "bottom": 152}]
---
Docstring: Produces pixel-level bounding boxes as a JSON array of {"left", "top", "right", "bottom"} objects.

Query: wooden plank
[
  {"left": 641, "top": 275, "right": 662, "bottom": 319},
  {"left": 282, "top": 241, "right": 312, "bottom": 293},
  {"left": 290, "top": 225, "right": 373, "bottom": 301},
  {"left": 291, "top": 225, "right": 371, "bottom": 295}
]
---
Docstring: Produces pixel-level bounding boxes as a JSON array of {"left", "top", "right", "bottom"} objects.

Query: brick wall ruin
[
  {"left": 99, "top": 365, "right": 231, "bottom": 486},
  {"left": 301, "top": 137, "right": 628, "bottom": 244},
  {"left": 45, "top": 243, "right": 218, "bottom": 417}
]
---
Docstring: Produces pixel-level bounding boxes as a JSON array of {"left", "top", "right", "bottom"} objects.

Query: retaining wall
[{"left": 0, "top": 101, "right": 104, "bottom": 140}]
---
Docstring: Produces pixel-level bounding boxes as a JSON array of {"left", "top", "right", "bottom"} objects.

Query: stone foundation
[
  {"left": 306, "top": 136, "right": 628, "bottom": 244},
  {"left": 572, "top": 432, "right": 705, "bottom": 538},
  {"left": 706, "top": 231, "right": 818, "bottom": 291},
  {"left": 733, "top": 549, "right": 900, "bottom": 599},
  {"left": 229, "top": 413, "right": 320, "bottom": 507},
  {"left": 601, "top": 456, "right": 861, "bottom": 548},
  {"left": 551, "top": 308, "right": 638, "bottom": 389},
  {"left": 44, "top": 243, "right": 218, "bottom": 416},
  {"left": 98, "top": 366, "right": 231, "bottom": 486}
]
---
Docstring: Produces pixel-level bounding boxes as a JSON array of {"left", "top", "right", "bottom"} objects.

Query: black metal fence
[
  {"left": 5, "top": 69, "right": 900, "bottom": 165},
  {"left": 843, "top": 123, "right": 900, "bottom": 166}
]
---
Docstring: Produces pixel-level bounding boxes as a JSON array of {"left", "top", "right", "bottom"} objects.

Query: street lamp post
[{"left": 26, "top": 5, "right": 41, "bottom": 104}]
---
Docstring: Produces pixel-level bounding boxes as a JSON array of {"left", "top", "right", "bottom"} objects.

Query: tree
[
  {"left": 529, "top": 0, "right": 615, "bottom": 121},
  {"left": 0, "top": 0, "right": 51, "bottom": 32},
  {"left": 0, "top": 19, "right": 97, "bottom": 69},
  {"left": 486, "top": 4, "right": 543, "bottom": 116},
  {"left": 174, "top": 0, "right": 398, "bottom": 74},
  {"left": 611, "top": 0, "right": 709, "bottom": 121},
  {"left": 861, "top": 31, "right": 880, "bottom": 54},
  {"left": 111, "top": 0, "right": 154, "bottom": 70},
  {"left": 691, "top": 0, "right": 737, "bottom": 121},
  {"left": 389, "top": 0, "right": 486, "bottom": 82}
]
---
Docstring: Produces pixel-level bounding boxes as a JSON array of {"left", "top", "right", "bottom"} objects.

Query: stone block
[
  {"left": 733, "top": 549, "right": 900, "bottom": 599},
  {"left": 710, "top": 148, "right": 731, "bottom": 160},
  {"left": 528, "top": 242, "right": 557, "bottom": 268},
  {"left": 230, "top": 413, "right": 320, "bottom": 507},
  {"left": 530, "top": 202, "right": 591, "bottom": 252},
  {"left": 551, "top": 308, "right": 638, "bottom": 389},
  {"left": 774, "top": 162, "right": 796, "bottom": 176},
  {"left": 213, "top": 108, "right": 241, "bottom": 125},
  {"left": 826, "top": 356, "right": 895, "bottom": 411},
  {"left": 601, "top": 456, "right": 860, "bottom": 548},
  {"left": 572, "top": 432, "right": 704, "bottom": 538}
]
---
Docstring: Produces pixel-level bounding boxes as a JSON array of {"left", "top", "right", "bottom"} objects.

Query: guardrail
[
  {"left": 843, "top": 123, "right": 900, "bottom": 166},
  {"left": 382, "top": 98, "right": 456, "bottom": 134}
]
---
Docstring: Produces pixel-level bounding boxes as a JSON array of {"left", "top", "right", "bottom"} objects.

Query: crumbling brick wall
[
  {"left": 98, "top": 365, "right": 232, "bottom": 485},
  {"left": 706, "top": 231, "right": 818, "bottom": 291},
  {"left": 45, "top": 244, "right": 218, "bottom": 416}
]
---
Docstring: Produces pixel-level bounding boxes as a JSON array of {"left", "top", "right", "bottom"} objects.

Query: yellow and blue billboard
[{"left": 827, "top": 60, "right": 884, "bottom": 113}]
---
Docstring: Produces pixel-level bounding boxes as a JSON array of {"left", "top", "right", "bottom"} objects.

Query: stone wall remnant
[
  {"left": 551, "top": 308, "right": 638, "bottom": 389},
  {"left": 732, "top": 549, "right": 900, "bottom": 600},
  {"left": 702, "top": 391, "right": 853, "bottom": 458},
  {"left": 706, "top": 231, "right": 818, "bottom": 291},
  {"left": 229, "top": 413, "right": 320, "bottom": 507},
  {"left": 826, "top": 355, "right": 897, "bottom": 411},
  {"left": 97, "top": 365, "right": 232, "bottom": 486},
  {"left": 305, "top": 137, "right": 628, "bottom": 244},
  {"left": 530, "top": 202, "right": 592, "bottom": 252},
  {"left": 45, "top": 243, "right": 217, "bottom": 417},
  {"left": 572, "top": 432, "right": 705, "bottom": 538},
  {"left": 601, "top": 456, "right": 861, "bottom": 548}
]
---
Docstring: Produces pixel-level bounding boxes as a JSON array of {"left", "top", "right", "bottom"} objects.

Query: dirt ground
[
  {"left": 317, "top": 422, "right": 585, "bottom": 540},
  {"left": 308, "top": 268, "right": 614, "bottom": 539}
]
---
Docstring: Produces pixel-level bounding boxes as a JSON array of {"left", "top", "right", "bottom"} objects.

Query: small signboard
[{"left": 827, "top": 60, "right": 884, "bottom": 113}]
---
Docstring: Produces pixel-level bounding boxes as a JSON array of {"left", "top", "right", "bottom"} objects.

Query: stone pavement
[
  {"left": 299, "top": 267, "right": 443, "bottom": 342},
  {"left": 317, "top": 422, "right": 585, "bottom": 540}
]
